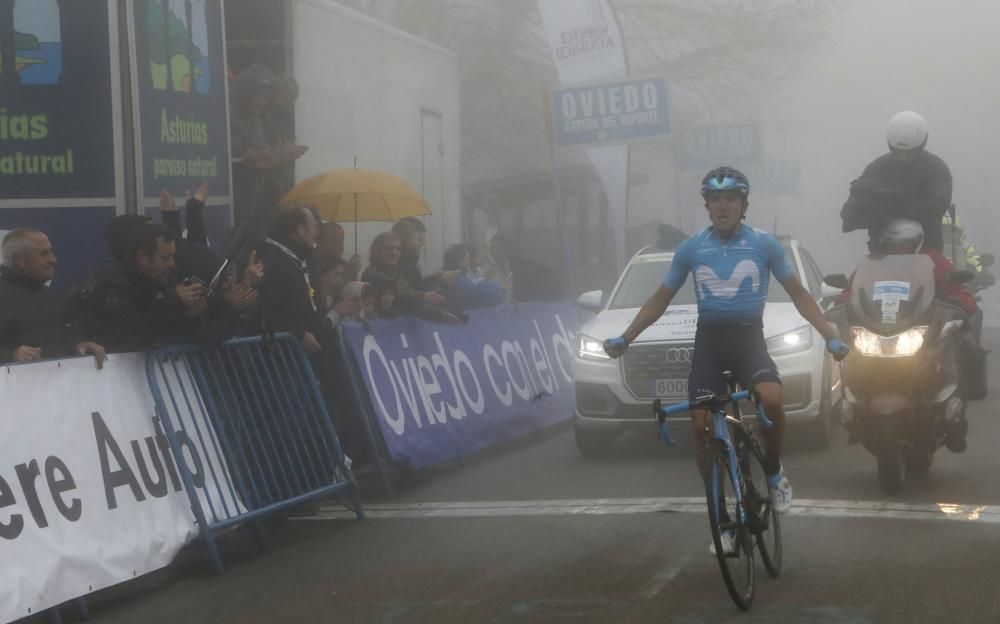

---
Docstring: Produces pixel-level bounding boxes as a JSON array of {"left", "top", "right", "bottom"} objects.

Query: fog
[
  {"left": 338, "top": 0, "right": 1000, "bottom": 297},
  {"left": 757, "top": 0, "right": 1000, "bottom": 280}
]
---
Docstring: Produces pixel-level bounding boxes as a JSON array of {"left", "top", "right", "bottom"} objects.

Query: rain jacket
[{"left": 841, "top": 150, "right": 952, "bottom": 251}]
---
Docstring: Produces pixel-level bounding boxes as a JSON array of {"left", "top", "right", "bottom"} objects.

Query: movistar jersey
[{"left": 663, "top": 225, "right": 796, "bottom": 324}]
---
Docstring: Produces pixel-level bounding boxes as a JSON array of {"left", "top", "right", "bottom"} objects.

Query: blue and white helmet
[{"left": 700, "top": 166, "right": 750, "bottom": 198}]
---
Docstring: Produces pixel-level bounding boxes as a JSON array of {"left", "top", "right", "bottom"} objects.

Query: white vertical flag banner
[{"left": 538, "top": 0, "right": 630, "bottom": 272}]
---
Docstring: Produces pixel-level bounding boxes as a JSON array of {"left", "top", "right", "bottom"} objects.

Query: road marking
[
  {"left": 635, "top": 553, "right": 693, "bottom": 599},
  {"left": 300, "top": 497, "right": 1000, "bottom": 525}
]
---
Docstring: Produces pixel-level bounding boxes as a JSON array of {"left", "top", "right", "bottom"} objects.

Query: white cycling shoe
[{"left": 767, "top": 466, "right": 793, "bottom": 514}]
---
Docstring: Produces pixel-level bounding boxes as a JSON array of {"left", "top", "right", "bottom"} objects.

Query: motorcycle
[{"left": 825, "top": 254, "right": 974, "bottom": 495}]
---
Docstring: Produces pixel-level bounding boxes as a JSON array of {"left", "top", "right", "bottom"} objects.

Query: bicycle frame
[{"left": 653, "top": 390, "right": 773, "bottom": 528}]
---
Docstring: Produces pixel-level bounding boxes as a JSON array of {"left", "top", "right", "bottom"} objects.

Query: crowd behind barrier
[
  {"left": 1, "top": 61, "right": 575, "bottom": 624},
  {"left": 1, "top": 301, "right": 584, "bottom": 623}
]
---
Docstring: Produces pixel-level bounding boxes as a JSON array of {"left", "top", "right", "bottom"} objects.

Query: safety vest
[{"left": 941, "top": 214, "right": 982, "bottom": 272}]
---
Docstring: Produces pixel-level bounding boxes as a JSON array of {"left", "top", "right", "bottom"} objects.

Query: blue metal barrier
[
  {"left": 335, "top": 326, "right": 396, "bottom": 496},
  {"left": 146, "top": 333, "right": 363, "bottom": 573}
]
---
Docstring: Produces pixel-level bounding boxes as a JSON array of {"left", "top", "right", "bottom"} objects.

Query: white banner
[
  {"left": 0, "top": 355, "right": 236, "bottom": 623},
  {"left": 539, "top": 0, "right": 630, "bottom": 271}
]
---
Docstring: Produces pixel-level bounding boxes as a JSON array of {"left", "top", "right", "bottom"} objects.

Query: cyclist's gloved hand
[
  {"left": 603, "top": 336, "right": 630, "bottom": 359},
  {"left": 827, "top": 337, "right": 850, "bottom": 361}
]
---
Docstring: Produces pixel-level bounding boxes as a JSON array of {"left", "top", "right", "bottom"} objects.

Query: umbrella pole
[{"left": 354, "top": 193, "right": 359, "bottom": 256}]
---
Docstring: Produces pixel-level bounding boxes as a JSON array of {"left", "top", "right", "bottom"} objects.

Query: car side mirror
[
  {"left": 824, "top": 274, "right": 849, "bottom": 289},
  {"left": 980, "top": 253, "right": 995, "bottom": 268},
  {"left": 949, "top": 270, "right": 976, "bottom": 285},
  {"left": 576, "top": 290, "right": 604, "bottom": 311}
]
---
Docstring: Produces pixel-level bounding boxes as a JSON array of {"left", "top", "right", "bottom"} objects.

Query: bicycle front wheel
[
  {"left": 742, "top": 432, "right": 782, "bottom": 578},
  {"left": 706, "top": 442, "right": 755, "bottom": 610}
]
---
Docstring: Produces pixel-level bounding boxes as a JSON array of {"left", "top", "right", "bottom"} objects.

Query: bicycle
[{"left": 652, "top": 373, "right": 782, "bottom": 610}]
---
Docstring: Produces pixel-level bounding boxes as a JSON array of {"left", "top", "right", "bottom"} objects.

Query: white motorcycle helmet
[
  {"left": 886, "top": 111, "right": 929, "bottom": 151},
  {"left": 881, "top": 219, "right": 925, "bottom": 254}
]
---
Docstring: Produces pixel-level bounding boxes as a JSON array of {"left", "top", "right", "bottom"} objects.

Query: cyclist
[{"left": 604, "top": 166, "right": 849, "bottom": 551}]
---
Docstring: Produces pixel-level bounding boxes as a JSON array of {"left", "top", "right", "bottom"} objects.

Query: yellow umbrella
[{"left": 280, "top": 168, "right": 431, "bottom": 252}]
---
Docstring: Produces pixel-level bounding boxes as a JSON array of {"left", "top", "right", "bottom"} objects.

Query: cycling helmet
[
  {"left": 880, "top": 219, "right": 925, "bottom": 254},
  {"left": 887, "top": 111, "right": 928, "bottom": 151},
  {"left": 700, "top": 166, "right": 750, "bottom": 198}
]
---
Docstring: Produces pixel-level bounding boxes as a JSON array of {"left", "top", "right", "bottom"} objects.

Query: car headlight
[
  {"left": 578, "top": 334, "right": 610, "bottom": 360},
  {"left": 851, "top": 326, "right": 927, "bottom": 357},
  {"left": 766, "top": 325, "right": 813, "bottom": 356}
]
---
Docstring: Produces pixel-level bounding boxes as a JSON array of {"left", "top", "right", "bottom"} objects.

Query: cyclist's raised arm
[{"left": 622, "top": 285, "right": 677, "bottom": 344}]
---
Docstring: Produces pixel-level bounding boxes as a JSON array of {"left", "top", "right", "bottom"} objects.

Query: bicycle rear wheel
[
  {"left": 741, "top": 431, "right": 782, "bottom": 578},
  {"left": 705, "top": 442, "right": 755, "bottom": 610}
]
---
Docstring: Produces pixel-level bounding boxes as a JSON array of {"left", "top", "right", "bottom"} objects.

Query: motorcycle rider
[
  {"left": 603, "top": 167, "right": 850, "bottom": 551},
  {"left": 841, "top": 111, "right": 952, "bottom": 252},
  {"left": 837, "top": 219, "right": 972, "bottom": 451}
]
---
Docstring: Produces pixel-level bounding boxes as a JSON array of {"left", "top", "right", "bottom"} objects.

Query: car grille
[{"left": 622, "top": 343, "right": 694, "bottom": 399}]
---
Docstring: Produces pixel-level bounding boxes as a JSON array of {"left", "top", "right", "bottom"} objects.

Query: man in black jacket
[
  {"left": 842, "top": 111, "right": 952, "bottom": 251},
  {"left": 80, "top": 224, "right": 208, "bottom": 353},
  {"left": 258, "top": 205, "right": 323, "bottom": 353},
  {"left": 0, "top": 228, "right": 105, "bottom": 366}
]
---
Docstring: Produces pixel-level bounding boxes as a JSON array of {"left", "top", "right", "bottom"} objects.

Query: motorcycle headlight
[
  {"left": 578, "top": 334, "right": 611, "bottom": 360},
  {"left": 851, "top": 326, "right": 928, "bottom": 357},
  {"left": 766, "top": 326, "right": 813, "bottom": 356}
]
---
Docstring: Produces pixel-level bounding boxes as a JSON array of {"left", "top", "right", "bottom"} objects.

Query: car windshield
[{"left": 608, "top": 255, "right": 793, "bottom": 310}]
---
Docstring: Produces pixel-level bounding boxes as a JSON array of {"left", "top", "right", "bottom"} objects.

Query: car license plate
[{"left": 654, "top": 379, "right": 688, "bottom": 397}]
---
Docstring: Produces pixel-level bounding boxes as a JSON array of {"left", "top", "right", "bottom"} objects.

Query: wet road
[{"left": 67, "top": 331, "right": 1000, "bottom": 623}]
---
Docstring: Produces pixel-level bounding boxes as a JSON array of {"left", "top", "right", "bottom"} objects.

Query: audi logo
[{"left": 665, "top": 348, "right": 693, "bottom": 364}]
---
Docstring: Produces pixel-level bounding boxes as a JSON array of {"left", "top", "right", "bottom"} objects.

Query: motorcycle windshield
[{"left": 850, "top": 254, "right": 936, "bottom": 333}]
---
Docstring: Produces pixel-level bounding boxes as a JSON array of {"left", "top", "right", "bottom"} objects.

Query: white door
[{"left": 421, "top": 109, "right": 446, "bottom": 273}]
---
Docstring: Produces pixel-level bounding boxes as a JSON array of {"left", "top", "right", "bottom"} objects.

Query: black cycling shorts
[{"left": 688, "top": 321, "right": 782, "bottom": 403}]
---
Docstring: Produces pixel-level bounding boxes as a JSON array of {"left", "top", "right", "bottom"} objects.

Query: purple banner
[{"left": 342, "top": 303, "right": 587, "bottom": 470}]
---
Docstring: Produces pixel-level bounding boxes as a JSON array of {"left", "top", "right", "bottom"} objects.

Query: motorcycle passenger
[
  {"left": 837, "top": 219, "right": 973, "bottom": 451},
  {"left": 841, "top": 111, "right": 952, "bottom": 252},
  {"left": 603, "top": 166, "right": 850, "bottom": 554},
  {"left": 838, "top": 219, "right": 977, "bottom": 317}
]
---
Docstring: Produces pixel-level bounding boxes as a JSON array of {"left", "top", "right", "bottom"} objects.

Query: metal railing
[{"left": 146, "top": 333, "right": 363, "bottom": 573}]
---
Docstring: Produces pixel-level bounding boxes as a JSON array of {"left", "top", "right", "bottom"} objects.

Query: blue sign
[
  {"left": 743, "top": 159, "right": 800, "bottom": 195},
  {"left": 132, "top": 0, "right": 231, "bottom": 203},
  {"left": 343, "top": 303, "right": 588, "bottom": 470},
  {"left": 551, "top": 77, "right": 670, "bottom": 146},
  {"left": 0, "top": 0, "right": 117, "bottom": 198},
  {"left": 676, "top": 124, "right": 762, "bottom": 170}
]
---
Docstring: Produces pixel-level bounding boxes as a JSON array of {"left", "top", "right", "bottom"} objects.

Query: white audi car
[{"left": 572, "top": 235, "right": 842, "bottom": 457}]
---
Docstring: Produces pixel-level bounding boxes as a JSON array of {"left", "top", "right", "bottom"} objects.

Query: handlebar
[{"left": 653, "top": 389, "right": 771, "bottom": 446}]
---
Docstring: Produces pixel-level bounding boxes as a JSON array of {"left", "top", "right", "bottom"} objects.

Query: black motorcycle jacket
[{"left": 841, "top": 150, "right": 952, "bottom": 251}]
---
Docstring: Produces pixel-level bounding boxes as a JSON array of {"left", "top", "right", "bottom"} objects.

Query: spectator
[
  {"left": 315, "top": 221, "right": 362, "bottom": 281},
  {"left": 105, "top": 214, "right": 152, "bottom": 263},
  {"left": 0, "top": 228, "right": 105, "bottom": 366},
  {"left": 392, "top": 217, "right": 426, "bottom": 291},
  {"left": 315, "top": 257, "right": 362, "bottom": 327},
  {"left": 267, "top": 74, "right": 304, "bottom": 193},
  {"left": 441, "top": 243, "right": 505, "bottom": 311},
  {"left": 338, "top": 281, "right": 378, "bottom": 322},
  {"left": 160, "top": 180, "right": 209, "bottom": 246},
  {"left": 362, "top": 232, "right": 458, "bottom": 324},
  {"left": 230, "top": 68, "right": 306, "bottom": 247},
  {"left": 257, "top": 205, "right": 324, "bottom": 354},
  {"left": 480, "top": 232, "right": 513, "bottom": 303},
  {"left": 365, "top": 272, "right": 398, "bottom": 319},
  {"left": 80, "top": 224, "right": 208, "bottom": 353}
]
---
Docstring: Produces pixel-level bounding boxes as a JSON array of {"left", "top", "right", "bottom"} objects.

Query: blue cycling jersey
[{"left": 663, "top": 225, "right": 796, "bottom": 324}]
